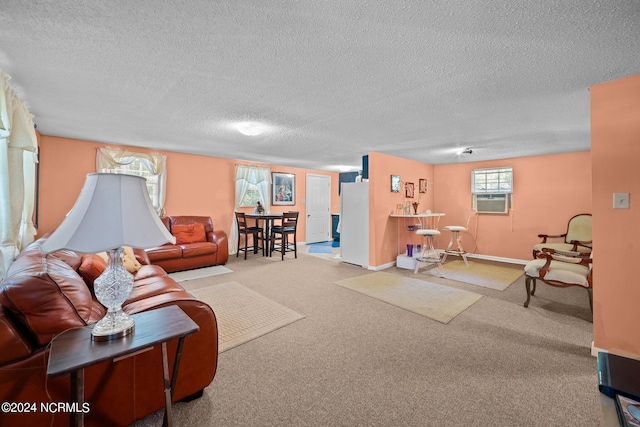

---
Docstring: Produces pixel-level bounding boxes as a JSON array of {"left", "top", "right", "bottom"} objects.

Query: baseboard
[
  {"left": 371, "top": 261, "right": 395, "bottom": 271},
  {"left": 592, "top": 342, "right": 607, "bottom": 357},
  {"left": 373, "top": 252, "right": 528, "bottom": 271}
]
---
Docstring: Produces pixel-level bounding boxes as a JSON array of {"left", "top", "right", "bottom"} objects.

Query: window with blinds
[{"left": 471, "top": 167, "right": 513, "bottom": 213}]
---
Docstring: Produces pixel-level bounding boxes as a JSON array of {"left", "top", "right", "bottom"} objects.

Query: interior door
[{"left": 305, "top": 174, "right": 331, "bottom": 244}]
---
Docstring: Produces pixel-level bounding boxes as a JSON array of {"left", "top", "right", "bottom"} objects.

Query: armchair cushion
[{"left": 524, "top": 259, "right": 590, "bottom": 287}]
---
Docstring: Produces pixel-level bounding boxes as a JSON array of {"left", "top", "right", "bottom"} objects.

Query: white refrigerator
[{"left": 340, "top": 182, "right": 369, "bottom": 267}]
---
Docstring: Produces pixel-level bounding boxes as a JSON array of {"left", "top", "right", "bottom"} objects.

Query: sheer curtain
[
  {"left": 0, "top": 72, "right": 38, "bottom": 279},
  {"left": 96, "top": 146, "right": 167, "bottom": 215},
  {"left": 229, "top": 165, "right": 271, "bottom": 254}
]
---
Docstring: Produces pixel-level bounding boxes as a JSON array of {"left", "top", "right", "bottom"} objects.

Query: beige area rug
[
  {"left": 429, "top": 260, "right": 523, "bottom": 291},
  {"left": 168, "top": 265, "right": 233, "bottom": 282},
  {"left": 335, "top": 272, "right": 482, "bottom": 324},
  {"left": 190, "top": 282, "right": 305, "bottom": 352}
]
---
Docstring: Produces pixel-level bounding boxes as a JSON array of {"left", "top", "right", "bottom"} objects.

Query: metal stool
[
  {"left": 441, "top": 225, "right": 469, "bottom": 265},
  {"left": 414, "top": 229, "right": 443, "bottom": 274}
]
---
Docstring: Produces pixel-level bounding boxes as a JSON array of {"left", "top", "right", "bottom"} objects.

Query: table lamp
[{"left": 40, "top": 173, "right": 176, "bottom": 341}]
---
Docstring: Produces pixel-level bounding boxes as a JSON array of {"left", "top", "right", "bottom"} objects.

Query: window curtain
[
  {"left": 0, "top": 72, "right": 38, "bottom": 279},
  {"left": 229, "top": 165, "right": 271, "bottom": 254},
  {"left": 96, "top": 146, "right": 167, "bottom": 215}
]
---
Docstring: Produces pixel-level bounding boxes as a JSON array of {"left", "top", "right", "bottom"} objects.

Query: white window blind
[{"left": 471, "top": 167, "right": 513, "bottom": 194}]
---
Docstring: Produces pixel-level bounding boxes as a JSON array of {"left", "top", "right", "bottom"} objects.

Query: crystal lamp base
[
  {"left": 91, "top": 310, "right": 135, "bottom": 341},
  {"left": 92, "top": 247, "right": 135, "bottom": 341}
]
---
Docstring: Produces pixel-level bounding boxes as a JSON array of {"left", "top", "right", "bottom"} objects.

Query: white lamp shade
[{"left": 40, "top": 173, "right": 176, "bottom": 254}]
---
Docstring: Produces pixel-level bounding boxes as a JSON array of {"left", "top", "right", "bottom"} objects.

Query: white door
[{"left": 305, "top": 174, "right": 331, "bottom": 244}]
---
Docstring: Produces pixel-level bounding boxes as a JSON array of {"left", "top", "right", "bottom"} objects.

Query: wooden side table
[{"left": 47, "top": 305, "right": 199, "bottom": 427}]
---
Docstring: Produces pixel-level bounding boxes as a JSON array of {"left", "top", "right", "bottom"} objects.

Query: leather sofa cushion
[
  {"left": 146, "top": 245, "right": 183, "bottom": 261},
  {"left": 126, "top": 275, "right": 186, "bottom": 304},
  {"left": 181, "top": 242, "right": 218, "bottom": 258},
  {"left": 173, "top": 223, "right": 207, "bottom": 244},
  {"left": 0, "top": 253, "right": 105, "bottom": 346},
  {"left": 48, "top": 249, "right": 83, "bottom": 270},
  {"left": 0, "top": 306, "right": 32, "bottom": 365},
  {"left": 133, "top": 264, "right": 168, "bottom": 281}
]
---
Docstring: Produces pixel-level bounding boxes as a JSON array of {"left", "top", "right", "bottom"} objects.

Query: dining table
[{"left": 245, "top": 212, "right": 283, "bottom": 257}]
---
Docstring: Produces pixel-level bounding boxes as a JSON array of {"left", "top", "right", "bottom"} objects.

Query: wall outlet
[{"left": 613, "top": 192, "right": 630, "bottom": 209}]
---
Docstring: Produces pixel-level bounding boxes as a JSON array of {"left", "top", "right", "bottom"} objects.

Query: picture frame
[
  {"left": 272, "top": 172, "right": 295, "bottom": 205},
  {"left": 391, "top": 175, "right": 401, "bottom": 193},
  {"left": 419, "top": 178, "right": 428, "bottom": 193},
  {"left": 405, "top": 182, "right": 415, "bottom": 198}
]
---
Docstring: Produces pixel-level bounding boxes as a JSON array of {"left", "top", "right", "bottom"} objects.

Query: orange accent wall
[
  {"left": 591, "top": 73, "right": 640, "bottom": 357},
  {"left": 368, "top": 152, "right": 435, "bottom": 267},
  {"left": 433, "top": 152, "right": 592, "bottom": 261},
  {"left": 37, "top": 135, "right": 340, "bottom": 243},
  {"left": 364, "top": 151, "right": 591, "bottom": 267}
]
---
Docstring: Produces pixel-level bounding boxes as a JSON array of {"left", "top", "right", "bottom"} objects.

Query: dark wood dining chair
[
  {"left": 270, "top": 211, "right": 299, "bottom": 260},
  {"left": 235, "top": 212, "right": 264, "bottom": 259}
]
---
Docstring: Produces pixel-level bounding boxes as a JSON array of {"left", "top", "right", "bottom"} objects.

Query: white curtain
[
  {"left": 96, "top": 146, "right": 167, "bottom": 215},
  {"left": 229, "top": 165, "right": 271, "bottom": 255},
  {"left": 0, "top": 72, "right": 38, "bottom": 279}
]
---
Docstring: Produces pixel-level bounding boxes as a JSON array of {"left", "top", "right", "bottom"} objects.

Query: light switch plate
[{"left": 613, "top": 192, "right": 629, "bottom": 209}]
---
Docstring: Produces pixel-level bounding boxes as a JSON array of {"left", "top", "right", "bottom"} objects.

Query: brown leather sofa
[
  {"left": 145, "top": 215, "right": 229, "bottom": 273},
  {"left": 0, "top": 235, "right": 218, "bottom": 427}
]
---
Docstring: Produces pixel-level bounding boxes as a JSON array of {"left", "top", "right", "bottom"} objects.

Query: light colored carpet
[
  {"left": 168, "top": 265, "right": 233, "bottom": 282},
  {"left": 190, "top": 282, "right": 305, "bottom": 353},
  {"left": 429, "top": 260, "right": 523, "bottom": 291},
  {"left": 335, "top": 271, "right": 482, "bottom": 324}
]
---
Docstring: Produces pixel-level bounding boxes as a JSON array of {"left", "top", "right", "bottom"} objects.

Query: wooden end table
[{"left": 47, "top": 305, "right": 199, "bottom": 427}]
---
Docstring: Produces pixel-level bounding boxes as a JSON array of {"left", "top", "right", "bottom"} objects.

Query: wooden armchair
[
  {"left": 524, "top": 248, "right": 593, "bottom": 314},
  {"left": 533, "top": 213, "right": 592, "bottom": 259}
]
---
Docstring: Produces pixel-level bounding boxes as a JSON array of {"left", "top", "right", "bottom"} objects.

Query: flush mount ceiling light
[{"left": 235, "top": 122, "right": 266, "bottom": 137}]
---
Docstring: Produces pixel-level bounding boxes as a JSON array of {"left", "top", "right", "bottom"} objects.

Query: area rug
[
  {"left": 307, "top": 240, "right": 340, "bottom": 248},
  {"left": 429, "top": 260, "right": 523, "bottom": 291},
  {"left": 335, "top": 271, "right": 482, "bottom": 324},
  {"left": 308, "top": 246, "right": 333, "bottom": 253},
  {"left": 190, "top": 282, "right": 305, "bottom": 353},
  {"left": 168, "top": 265, "right": 233, "bottom": 282}
]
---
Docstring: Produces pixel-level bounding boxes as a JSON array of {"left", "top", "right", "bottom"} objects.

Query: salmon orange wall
[
  {"left": 591, "top": 73, "right": 640, "bottom": 357},
  {"left": 364, "top": 151, "right": 591, "bottom": 268},
  {"left": 433, "top": 152, "right": 592, "bottom": 261},
  {"left": 37, "top": 135, "right": 340, "bottom": 244},
  {"left": 368, "top": 152, "right": 435, "bottom": 267}
]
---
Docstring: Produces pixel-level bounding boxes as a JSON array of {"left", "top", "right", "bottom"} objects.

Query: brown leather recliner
[
  {"left": 145, "top": 216, "right": 229, "bottom": 273},
  {"left": 0, "top": 236, "right": 218, "bottom": 427}
]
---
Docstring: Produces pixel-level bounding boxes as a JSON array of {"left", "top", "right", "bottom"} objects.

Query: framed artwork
[
  {"left": 419, "top": 178, "right": 428, "bottom": 193},
  {"left": 391, "top": 175, "right": 401, "bottom": 193},
  {"left": 272, "top": 172, "right": 295, "bottom": 205},
  {"left": 405, "top": 182, "right": 415, "bottom": 198}
]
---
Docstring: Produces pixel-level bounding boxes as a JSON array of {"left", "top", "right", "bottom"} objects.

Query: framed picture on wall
[
  {"left": 272, "top": 172, "right": 295, "bottom": 205},
  {"left": 391, "top": 175, "right": 401, "bottom": 192},
  {"left": 405, "top": 182, "right": 415, "bottom": 198},
  {"left": 419, "top": 178, "right": 428, "bottom": 193}
]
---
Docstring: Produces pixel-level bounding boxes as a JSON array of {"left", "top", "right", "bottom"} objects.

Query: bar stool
[
  {"left": 442, "top": 211, "right": 472, "bottom": 265},
  {"left": 414, "top": 229, "right": 443, "bottom": 274}
]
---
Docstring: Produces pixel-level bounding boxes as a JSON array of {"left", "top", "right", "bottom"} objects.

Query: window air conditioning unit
[{"left": 474, "top": 194, "right": 509, "bottom": 214}]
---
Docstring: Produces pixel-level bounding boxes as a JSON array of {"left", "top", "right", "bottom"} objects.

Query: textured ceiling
[{"left": 1, "top": 1, "right": 639, "bottom": 171}]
